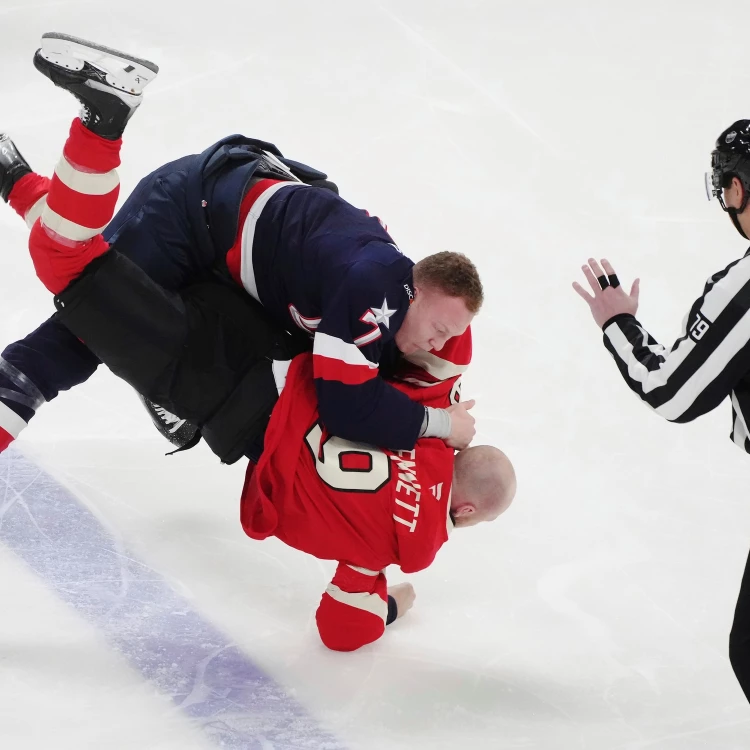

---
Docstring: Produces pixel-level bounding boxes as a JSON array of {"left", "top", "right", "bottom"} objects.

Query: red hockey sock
[
  {"left": 29, "top": 119, "right": 122, "bottom": 294},
  {"left": 8, "top": 173, "right": 51, "bottom": 222},
  {"left": 0, "top": 426, "right": 14, "bottom": 453}
]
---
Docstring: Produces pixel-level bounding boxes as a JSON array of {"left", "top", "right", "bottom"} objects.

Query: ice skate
[
  {"left": 138, "top": 394, "right": 200, "bottom": 453},
  {"left": 0, "top": 134, "right": 32, "bottom": 202},
  {"left": 33, "top": 32, "right": 159, "bottom": 140}
]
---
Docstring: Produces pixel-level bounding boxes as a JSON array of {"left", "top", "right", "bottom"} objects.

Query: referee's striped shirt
[{"left": 602, "top": 250, "right": 750, "bottom": 452}]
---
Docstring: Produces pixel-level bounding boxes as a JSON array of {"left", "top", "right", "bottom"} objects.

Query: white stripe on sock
[
  {"left": 54, "top": 155, "right": 119, "bottom": 195},
  {"left": 0, "top": 401, "right": 27, "bottom": 439},
  {"left": 40, "top": 205, "right": 106, "bottom": 242},
  {"left": 24, "top": 196, "right": 47, "bottom": 229}
]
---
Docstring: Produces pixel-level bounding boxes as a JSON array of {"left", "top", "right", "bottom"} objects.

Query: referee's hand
[{"left": 573, "top": 258, "right": 640, "bottom": 329}]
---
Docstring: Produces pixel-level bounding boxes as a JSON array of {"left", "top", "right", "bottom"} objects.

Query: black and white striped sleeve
[{"left": 601, "top": 254, "right": 750, "bottom": 423}]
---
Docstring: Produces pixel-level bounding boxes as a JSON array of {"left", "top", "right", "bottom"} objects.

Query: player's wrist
[
  {"left": 386, "top": 595, "right": 398, "bottom": 625},
  {"left": 419, "top": 406, "right": 451, "bottom": 439}
]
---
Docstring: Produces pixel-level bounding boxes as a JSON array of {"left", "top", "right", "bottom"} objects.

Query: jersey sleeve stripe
[
  {"left": 700, "top": 256, "right": 750, "bottom": 319},
  {"left": 313, "top": 333, "right": 379, "bottom": 384},
  {"left": 602, "top": 255, "right": 750, "bottom": 411},
  {"left": 403, "top": 349, "right": 469, "bottom": 381},
  {"left": 353, "top": 327, "right": 383, "bottom": 347},
  {"left": 346, "top": 564, "right": 381, "bottom": 576},
  {"left": 604, "top": 323, "right": 696, "bottom": 392},
  {"left": 324, "top": 584, "right": 388, "bottom": 622},
  {"left": 654, "top": 308, "right": 750, "bottom": 420},
  {"left": 313, "top": 354, "right": 379, "bottom": 385},
  {"left": 314, "top": 333, "right": 378, "bottom": 368},
  {"left": 732, "top": 392, "right": 750, "bottom": 448}
]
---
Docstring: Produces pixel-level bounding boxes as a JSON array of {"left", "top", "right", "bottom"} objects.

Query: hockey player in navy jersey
[{"left": 0, "top": 33, "right": 481, "bottom": 457}]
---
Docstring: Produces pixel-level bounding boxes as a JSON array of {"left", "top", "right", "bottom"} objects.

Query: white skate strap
[{"left": 40, "top": 32, "right": 159, "bottom": 94}]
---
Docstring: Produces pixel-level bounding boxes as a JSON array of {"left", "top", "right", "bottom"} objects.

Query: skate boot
[
  {"left": 33, "top": 32, "right": 159, "bottom": 140},
  {"left": 0, "top": 135, "right": 32, "bottom": 202}
]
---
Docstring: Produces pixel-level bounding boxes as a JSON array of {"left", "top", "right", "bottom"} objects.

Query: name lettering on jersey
[
  {"left": 403, "top": 284, "right": 414, "bottom": 303},
  {"left": 391, "top": 449, "right": 421, "bottom": 533},
  {"left": 354, "top": 297, "right": 397, "bottom": 347},
  {"left": 689, "top": 312, "right": 711, "bottom": 342},
  {"left": 430, "top": 483, "right": 443, "bottom": 501},
  {"left": 288, "top": 304, "right": 321, "bottom": 335}
]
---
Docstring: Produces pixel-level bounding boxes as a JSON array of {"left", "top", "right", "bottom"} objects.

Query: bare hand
[
  {"left": 445, "top": 399, "right": 476, "bottom": 450},
  {"left": 388, "top": 582, "right": 416, "bottom": 620},
  {"left": 572, "top": 258, "right": 640, "bottom": 329}
]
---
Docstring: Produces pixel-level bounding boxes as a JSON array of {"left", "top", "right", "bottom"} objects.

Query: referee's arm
[{"left": 601, "top": 256, "right": 750, "bottom": 422}]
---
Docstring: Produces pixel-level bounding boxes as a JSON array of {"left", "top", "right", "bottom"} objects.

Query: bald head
[{"left": 450, "top": 445, "right": 516, "bottom": 528}]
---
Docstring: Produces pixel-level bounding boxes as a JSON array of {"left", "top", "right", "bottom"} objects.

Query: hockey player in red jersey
[
  {"left": 0, "top": 35, "right": 515, "bottom": 652},
  {"left": 241, "top": 336, "right": 516, "bottom": 652}
]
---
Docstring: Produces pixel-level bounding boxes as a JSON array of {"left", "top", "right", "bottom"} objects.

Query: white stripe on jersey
[
  {"left": 347, "top": 564, "right": 381, "bottom": 576},
  {"left": 239, "top": 181, "right": 306, "bottom": 303},
  {"left": 395, "top": 377, "right": 442, "bottom": 388},
  {"left": 655, "top": 307, "right": 750, "bottom": 420},
  {"left": 701, "top": 256, "right": 750, "bottom": 320},
  {"left": 353, "top": 326, "right": 383, "bottom": 347},
  {"left": 40, "top": 205, "right": 107, "bottom": 242},
  {"left": 604, "top": 255, "right": 750, "bottom": 399},
  {"left": 732, "top": 392, "right": 750, "bottom": 449},
  {"left": 54, "top": 155, "right": 119, "bottom": 195},
  {"left": 605, "top": 323, "right": 696, "bottom": 395},
  {"left": 403, "top": 349, "right": 468, "bottom": 382},
  {"left": 0, "top": 401, "right": 27, "bottom": 439},
  {"left": 313, "top": 332, "right": 378, "bottom": 369},
  {"left": 325, "top": 583, "right": 388, "bottom": 622},
  {"left": 271, "top": 359, "right": 291, "bottom": 396}
]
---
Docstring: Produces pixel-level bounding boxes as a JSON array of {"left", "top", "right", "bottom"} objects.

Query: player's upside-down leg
[{"left": 3, "top": 34, "right": 299, "bottom": 464}]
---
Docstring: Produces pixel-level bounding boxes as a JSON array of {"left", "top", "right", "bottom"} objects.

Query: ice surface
[{"left": 1, "top": 1, "right": 750, "bottom": 748}]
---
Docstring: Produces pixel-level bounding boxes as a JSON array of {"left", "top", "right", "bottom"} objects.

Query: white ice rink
[{"left": 2, "top": 1, "right": 750, "bottom": 748}]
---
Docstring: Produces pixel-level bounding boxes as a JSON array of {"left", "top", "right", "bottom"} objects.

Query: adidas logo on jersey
[{"left": 430, "top": 483, "right": 443, "bottom": 500}]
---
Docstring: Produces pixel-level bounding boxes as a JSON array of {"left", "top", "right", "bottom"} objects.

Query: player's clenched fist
[
  {"left": 388, "top": 583, "right": 416, "bottom": 620},
  {"left": 572, "top": 258, "right": 640, "bottom": 329},
  {"left": 446, "top": 399, "right": 476, "bottom": 450}
]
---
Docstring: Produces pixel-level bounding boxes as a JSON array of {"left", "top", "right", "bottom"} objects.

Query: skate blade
[{"left": 39, "top": 32, "right": 159, "bottom": 95}]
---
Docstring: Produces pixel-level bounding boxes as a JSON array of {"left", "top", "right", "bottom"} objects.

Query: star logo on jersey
[
  {"left": 353, "top": 297, "right": 399, "bottom": 347},
  {"left": 370, "top": 297, "right": 397, "bottom": 329}
]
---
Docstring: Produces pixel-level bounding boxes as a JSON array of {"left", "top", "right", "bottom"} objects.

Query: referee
[{"left": 573, "top": 119, "right": 750, "bottom": 702}]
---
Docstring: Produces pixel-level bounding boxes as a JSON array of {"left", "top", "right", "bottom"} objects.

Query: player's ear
[{"left": 452, "top": 504, "right": 475, "bottom": 518}]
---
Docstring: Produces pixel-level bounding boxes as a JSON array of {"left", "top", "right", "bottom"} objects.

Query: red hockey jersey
[{"left": 240, "top": 330, "right": 471, "bottom": 651}]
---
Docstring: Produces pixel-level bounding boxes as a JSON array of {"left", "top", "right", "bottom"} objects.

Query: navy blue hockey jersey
[
  {"left": 0, "top": 145, "right": 437, "bottom": 452},
  {"left": 225, "top": 178, "right": 425, "bottom": 449}
]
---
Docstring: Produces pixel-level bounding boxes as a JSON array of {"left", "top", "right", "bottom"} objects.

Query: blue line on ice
[{"left": 0, "top": 449, "right": 345, "bottom": 750}]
